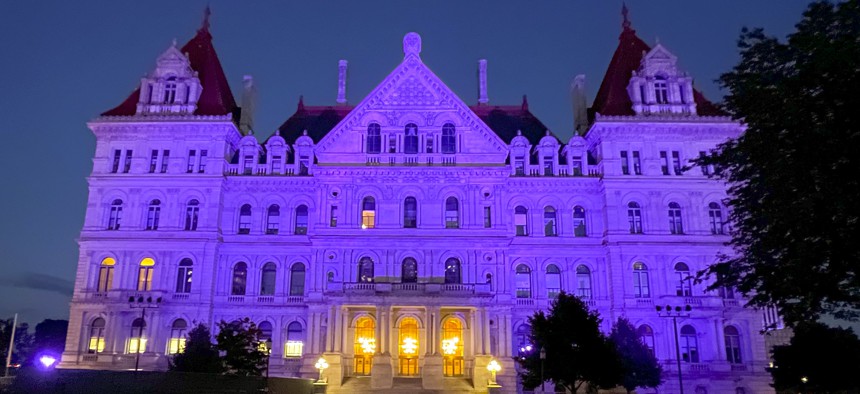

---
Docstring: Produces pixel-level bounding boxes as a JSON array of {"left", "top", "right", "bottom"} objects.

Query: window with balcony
[
  {"left": 633, "top": 262, "right": 650, "bottom": 298},
  {"left": 137, "top": 258, "right": 155, "bottom": 292},
  {"left": 515, "top": 265, "right": 531, "bottom": 298},
  {"left": 442, "top": 123, "right": 456, "bottom": 154},
  {"left": 445, "top": 197, "right": 460, "bottom": 229},
  {"left": 260, "top": 262, "right": 276, "bottom": 296},
  {"left": 128, "top": 318, "right": 147, "bottom": 354},
  {"left": 231, "top": 262, "right": 248, "bottom": 295},
  {"left": 680, "top": 325, "right": 699, "bottom": 363},
  {"left": 576, "top": 265, "right": 592, "bottom": 299},
  {"left": 295, "top": 205, "right": 308, "bottom": 235},
  {"left": 444, "top": 258, "right": 461, "bottom": 284},
  {"left": 402, "top": 258, "right": 418, "bottom": 283},
  {"left": 724, "top": 326, "right": 742, "bottom": 364},
  {"left": 358, "top": 257, "right": 374, "bottom": 283},
  {"left": 290, "top": 263, "right": 306, "bottom": 296},
  {"left": 285, "top": 322, "right": 304, "bottom": 357},
  {"left": 404, "top": 123, "right": 419, "bottom": 154},
  {"left": 88, "top": 318, "right": 106, "bottom": 354},
  {"left": 546, "top": 265, "right": 561, "bottom": 299},
  {"left": 366, "top": 123, "right": 381, "bottom": 154},
  {"left": 675, "top": 262, "right": 693, "bottom": 296}
]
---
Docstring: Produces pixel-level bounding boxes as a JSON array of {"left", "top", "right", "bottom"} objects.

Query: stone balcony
[{"left": 324, "top": 282, "right": 493, "bottom": 297}]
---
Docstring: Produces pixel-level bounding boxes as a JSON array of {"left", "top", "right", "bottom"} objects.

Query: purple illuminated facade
[{"left": 61, "top": 14, "right": 774, "bottom": 394}]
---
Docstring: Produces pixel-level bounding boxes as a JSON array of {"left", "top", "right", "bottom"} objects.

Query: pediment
[
  {"left": 640, "top": 44, "right": 680, "bottom": 76},
  {"left": 153, "top": 42, "right": 195, "bottom": 79}
]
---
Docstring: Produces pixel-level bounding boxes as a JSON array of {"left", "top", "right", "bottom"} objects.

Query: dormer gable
[
  {"left": 136, "top": 42, "right": 203, "bottom": 115},
  {"left": 627, "top": 44, "right": 697, "bottom": 115}
]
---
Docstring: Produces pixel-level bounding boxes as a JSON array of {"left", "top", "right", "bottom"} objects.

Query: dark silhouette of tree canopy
[
  {"left": 516, "top": 292, "right": 621, "bottom": 393},
  {"left": 769, "top": 322, "right": 860, "bottom": 392},
  {"left": 215, "top": 318, "right": 267, "bottom": 376},
  {"left": 169, "top": 323, "right": 224, "bottom": 374},
  {"left": 697, "top": 0, "right": 860, "bottom": 326},
  {"left": 0, "top": 318, "right": 33, "bottom": 369},
  {"left": 608, "top": 318, "right": 662, "bottom": 394}
]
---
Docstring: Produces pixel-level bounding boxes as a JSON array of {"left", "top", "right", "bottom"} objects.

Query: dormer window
[
  {"left": 654, "top": 76, "right": 669, "bottom": 104},
  {"left": 627, "top": 44, "right": 698, "bottom": 115},
  {"left": 135, "top": 43, "right": 202, "bottom": 115},
  {"left": 164, "top": 77, "right": 178, "bottom": 104}
]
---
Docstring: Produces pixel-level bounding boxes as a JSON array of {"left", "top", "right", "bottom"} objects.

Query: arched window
[
  {"left": 444, "top": 258, "right": 461, "bottom": 284},
  {"left": 290, "top": 263, "right": 306, "bottom": 296},
  {"left": 445, "top": 197, "right": 460, "bottom": 229},
  {"left": 88, "top": 318, "right": 106, "bottom": 354},
  {"left": 724, "top": 326, "right": 742, "bottom": 364},
  {"left": 361, "top": 197, "right": 376, "bottom": 229},
  {"left": 674, "top": 262, "right": 692, "bottom": 296},
  {"left": 404, "top": 123, "right": 418, "bottom": 154},
  {"left": 628, "top": 202, "right": 643, "bottom": 234},
  {"left": 260, "top": 262, "right": 277, "bottom": 296},
  {"left": 515, "top": 206, "right": 529, "bottom": 236},
  {"left": 680, "top": 325, "right": 699, "bottom": 363},
  {"left": 366, "top": 123, "right": 381, "bottom": 154},
  {"left": 258, "top": 321, "right": 273, "bottom": 352},
  {"left": 668, "top": 202, "right": 684, "bottom": 234},
  {"left": 175, "top": 258, "right": 192, "bottom": 294},
  {"left": 184, "top": 199, "right": 199, "bottom": 231},
  {"left": 633, "top": 262, "right": 650, "bottom": 298},
  {"left": 97, "top": 257, "right": 115, "bottom": 292},
  {"left": 576, "top": 265, "right": 592, "bottom": 299},
  {"left": 266, "top": 204, "right": 280, "bottom": 234},
  {"left": 294, "top": 205, "right": 308, "bottom": 235},
  {"left": 441, "top": 319, "right": 464, "bottom": 376},
  {"left": 708, "top": 202, "right": 724, "bottom": 235},
  {"left": 638, "top": 325, "right": 655, "bottom": 355},
  {"left": 358, "top": 257, "right": 374, "bottom": 283},
  {"left": 108, "top": 199, "right": 123, "bottom": 230},
  {"left": 285, "top": 322, "right": 304, "bottom": 357},
  {"left": 546, "top": 265, "right": 561, "bottom": 299},
  {"left": 573, "top": 206, "right": 587, "bottom": 237},
  {"left": 402, "top": 258, "right": 417, "bottom": 283},
  {"left": 354, "top": 317, "right": 376, "bottom": 375},
  {"left": 231, "top": 262, "right": 248, "bottom": 295},
  {"left": 129, "top": 318, "right": 147, "bottom": 354},
  {"left": 399, "top": 317, "right": 420, "bottom": 375},
  {"left": 516, "top": 324, "right": 533, "bottom": 357},
  {"left": 145, "top": 199, "right": 161, "bottom": 230},
  {"left": 515, "top": 265, "right": 531, "bottom": 298},
  {"left": 442, "top": 123, "right": 456, "bottom": 154},
  {"left": 238, "top": 204, "right": 252, "bottom": 234},
  {"left": 168, "top": 319, "right": 187, "bottom": 354},
  {"left": 543, "top": 206, "right": 557, "bottom": 236},
  {"left": 137, "top": 258, "right": 155, "bottom": 292},
  {"left": 404, "top": 197, "right": 417, "bottom": 228},
  {"left": 654, "top": 76, "right": 669, "bottom": 104}
]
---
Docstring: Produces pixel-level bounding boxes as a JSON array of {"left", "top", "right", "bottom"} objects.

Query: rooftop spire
[
  {"left": 201, "top": 5, "right": 211, "bottom": 32},
  {"left": 621, "top": 2, "right": 632, "bottom": 32}
]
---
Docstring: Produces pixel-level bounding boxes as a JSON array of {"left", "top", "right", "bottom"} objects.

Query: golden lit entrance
[
  {"left": 398, "top": 317, "right": 419, "bottom": 376},
  {"left": 354, "top": 317, "right": 375, "bottom": 375},
  {"left": 441, "top": 318, "right": 464, "bottom": 377}
]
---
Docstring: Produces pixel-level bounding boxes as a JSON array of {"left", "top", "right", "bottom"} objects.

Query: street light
[
  {"left": 265, "top": 338, "right": 272, "bottom": 381},
  {"left": 38, "top": 355, "right": 57, "bottom": 369},
  {"left": 539, "top": 347, "right": 546, "bottom": 394},
  {"left": 314, "top": 356, "right": 329, "bottom": 383},
  {"left": 656, "top": 304, "right": 692, "bottom": 394},
  {"left": 487, "top": 358, "right": 502, "bottom": 388},
  {"left": 128, "top": 296, "right": 161, "bottom": 372}
]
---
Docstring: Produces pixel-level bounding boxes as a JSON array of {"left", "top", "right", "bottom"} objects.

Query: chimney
[
  {"left": 571, "top": 75, "right": 588, "bottom": 134},
  {"left": 337, "top": 60, "right": 348, "bottom": 105},
  {"left": 240, "top": 75, "right": 256, "bottom": 135},
  {"left": 478, "top": 59, "right": 488, "bottom": 105}
]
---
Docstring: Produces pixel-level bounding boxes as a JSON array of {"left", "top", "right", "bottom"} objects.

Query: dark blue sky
[{"left": 0, "top": 1, "right": 810, "bottom": 325}]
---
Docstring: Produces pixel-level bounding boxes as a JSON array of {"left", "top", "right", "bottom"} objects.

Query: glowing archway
[
  {"left": 398, "top": 317, "right": 419, "bottom": 376},
  {"left": 442, "top": 318, "right": 464, "bottom": 376},
  {"left": 354, "top": 316, "right": 375, "bottom": 375}
]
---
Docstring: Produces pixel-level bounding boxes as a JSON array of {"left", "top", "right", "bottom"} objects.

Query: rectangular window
[
  {"left": 161, "top": 150, "right": 170, "bottom": 173},
  {"left": 672, "top": 151, "right": 682, "bottom": 175},
  {"left": 632, "top": 151, "right": 642, "bottom": 175},
  {"left": 699, "top": 151, "right": 710, "bottom": 176},
  {"left": 243, "top": 155, "right": 253, "bottom": 175},
  {"left": 272, "top": 155, "right": 282, "bottom": 174},
  {"left": 388, "top": 135, "right": 397, "bottom": 153},
  {"left": 514, "top": 158, "right": 525, "bottom": 176},
  {"left": 284, "top": 341, "right": 304, "bottom": 357},
  {"left": 660, "top": 151, "right": 670, "bottom": 175},
  {"left": 620, "top": 151, "right": 629, "bottom": 175},
  {"left": 150, "top": 150, "right": 158, "bottom": 173},
  {"left": 299, "top": 156, "right": 309, "bottom": 175},
  {"left": 198, "top": 150, "right": 207, "bottom": 173},
  {"left": 330, "top": 206, "right": 338, "bottom": 227},
  {"left": 572, "top": 156, "right": 582, "bottom": 176},
  {"left": 425, "top": 136, "right": 433, "bottom": 153},
  {"left": 187, "top": 150, "right": 196, "bottom": 173},
  {"left": 124, "top": 150, "right": 132, "bottom": 173},
  {"left": 543, "top": 156, "right": 554, "bottom": 176},
  {"left": 483, "top": 206, "right": 492, "bottom": 228},
  {"left": 112, "top": 150, "right": 121, "bottom": 173}
]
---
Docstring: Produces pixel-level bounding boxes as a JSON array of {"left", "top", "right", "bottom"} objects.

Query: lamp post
[
  {"left": 314, "top": 356, "right": 329, "bottom": 383},
  {"left": 129, "top": 296, "right": 161, "bottom": 372},
  {"left": 487, "top": 358, "right": 502, "bottom": 388},
  {"left": 265, "top": 338, "right": 272, "bottom": 380},
  {"left": 539, "top": 347, "right": 546, "bottom": 394},
  {"left": 656, "top": 304, "right": 692, "bottom": 394}
]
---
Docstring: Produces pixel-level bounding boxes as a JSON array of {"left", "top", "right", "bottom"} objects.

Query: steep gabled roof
[
  {"left": 101, "top": 11, "right": 237, "bottom": 117},
  {"left": 276, "top": 97, "right": 354, "bottom": 143},
  {"left": 469, "top": 96, "right": 554, "bottom": 146},
  {"left": 590, "top": 7, "right": 726, "bottom": 118}
]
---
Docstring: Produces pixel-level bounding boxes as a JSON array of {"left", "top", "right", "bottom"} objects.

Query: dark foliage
[
  {"left": 696, "top": 0, "right": 860, "bottom": 325},
  {"left": 609, "top": 318, "right": 662, "bottom": 393},
  {"left": 215, "top": 318, "right": 267, "bottom": 376},
  {"left": 169, "top": 323, "right": 224, "bottom": 374},
  {"left": 32, "top": 319, "right": 68, "bottom": 357},
  {"left": 769, "top": 322, "right": 860, "bottom": 392},
  {"left": 0, "top": 318, "right": 34, "bottom": 368}
]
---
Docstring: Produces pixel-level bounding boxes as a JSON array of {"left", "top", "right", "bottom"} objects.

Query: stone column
[
  {"left": 371, "top": 306, "right": 393, "bottom": 389},
  {"left": 422, "top": 306, "right": 443, "bottom": 390}
]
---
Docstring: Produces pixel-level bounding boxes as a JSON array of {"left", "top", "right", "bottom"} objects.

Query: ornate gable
[{"left": 316, "top": 33, "right": 508, "bottom": 165}]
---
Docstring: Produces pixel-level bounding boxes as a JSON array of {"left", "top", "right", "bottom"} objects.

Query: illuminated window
[
  {"left": 290, "top": 263, "right": 305, "bottom": 296},
  {"left": 627, "top": 202, "right": 643, "bottom": 234},
  {"left": 444, "top": 258, "right": 461, "bottom": 284},
  {"left": 260, "top": 262, "right": 276, "bottom": 296},
  {"left": 361, "top": 197, "right": 375, "bottom": 229},
  {"left": 266, "top": 204, "right": 280, "bottom": 234},
  {"left": 232, "top": 262, "right": 248, "bottom": 295},
  {"left": 168, "top": 319, "right": 187, "bottom": 354},
  {"left": 128, "top": 318, "right": 147, "bottom": 354},
  {"left": 445, "top": 197, "right": 459, "bottom": 229},
  {"left": 546, "top": 264, "right": 561, "bottom": 299},
  {"left": 680, "top": 325, "right": 699, "bottom": 363},
  {"left": 573, "top": 206, "right": 587, "bottom": 237},
  {"left": 442, "top": 123, "right": 456, "bottom": 154},
  {"left": 708, "top": 202, "right": 724, "bottom": 235},
  {"left": 137, "top": 258, "right": 154, "bottom": 292},
  {"left": 576, "top": 265, "right": 592, "bottom": 299},
  {"left": 401, "top": 258, "right": 417, "bottom": 283},
  {"left": 184, "top": 199, "right": 199, "bottom": 231},
  {"left": 404, "top": 123, "right": 418, "bottom": 154},
  {"left": 358, "top": 257, "right": 374, "bottom": 283},
  {"left": 238, "top": 204, "right": 252, "bottom": 234},
  {"left": 107, "top": 199, "right": 123, "bottom": 230},
  {"left": 668, "top": 202, "right": 684, "bottom": 234},
  {"left": 442, "top": 319, "right": 464, "bottom": 376},
  {"left": 515, "top": 206, "right": 528, "bottom": 236},
  {"left": 404, "top": 197, "right": 417, "bottom": 228},
  {"left": 675, "top": 262, "right": 693, "bottom": 296},
  {"left": 97, "top": 257, "right": 115, "bottom": 292},
  {"left": 294, "top": 205, "right": 308, "bottom": 235},
  {"left": 399, "top": 317, "right": 419, "bottom": 376},
  {"left": 354, "top": 317, "right": 376, "bottom": 375},
  {"left": 724, "top": 326, "right": 742, "bottom": 364},
  {"left": 285, "top": 322, "right": 304, "bottom": 357},
  {"left": 88, "top": 318, "right": 106, "bottom": 354},
  {"left": 366, "top": 123, "right": 381, "bottom": 154},
  {"left": 175, "top": 258, "right": 192, "bottom": 294},
  {"left": 633, "top": 262, "right": 650, "bottom": 298},
  {"left": 258, "top": 321, "right": 273, "bottom": 353},
  {"left": 638, "top": 325, "right": 655, "bottom": 355},
  {"left": 543, "top": 206, "right": 557, "bottom": 236},
  {"left": 145, "top": 199, "right": 161, "bottom": 230},
  {"left": 515, "top": 265, "right": 531, "bottom": 298}
]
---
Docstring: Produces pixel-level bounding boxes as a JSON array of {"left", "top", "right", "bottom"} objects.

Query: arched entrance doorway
[
  {"left": 441, "top": 318, "right": 464, "bottom": 376},
  {"left": 354, "top": 316, "right": 376, "bottom": 375},
  {"left": 398, "top": 317, "right": 419, "bottom": 376}
]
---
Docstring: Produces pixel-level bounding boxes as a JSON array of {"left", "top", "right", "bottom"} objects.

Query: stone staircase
[{"left": 326, "top": 376, "right": 478, "bottom": 394}]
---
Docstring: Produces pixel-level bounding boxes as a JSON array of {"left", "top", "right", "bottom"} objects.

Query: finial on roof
[
  {"left": 521, "top": 94, "right": 529, "bottom": 111},
  {"left": 546, "top": 130, "right": 551, "bottom": 136},
  {"left": 655, "top": 36, "right": 661, "bottom": 45},
  {"left": 297, "top": 95, "right": 305, "bottom": 111},
  {"left": 275, "top": 129, "right": 281, "bottom": 136},
  {"left": 403, "top": 32, "right": 422, "bottom": 58},
  {"left": 621, "top": 2, "right": 632, "bottom": 32},
  {"left": 201, "top": 5, "right": 211, "bottom": 32},
  {"left": 303, "top": 129, "right": 308, "bottom": 136},
  {"left": 172, "top": 38, "right": 177, "bottom": 47},
  {"left": 516, "top": 130, "right": 522, "bottom": 136}
]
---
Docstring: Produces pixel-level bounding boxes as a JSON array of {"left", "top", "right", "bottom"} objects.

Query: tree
[
  {"left": 0, "top": 318, "right": 34, "bottom": 369},
  {"left": 215, "top": 318, "right": 267, "bottom": 376},
  {"left": 516, "top": 292, "right": 621, "bottom": 393},
  {"left": 169, "top": 323, "right": 224, "bottom": 374},
  {"left": 696, "top": 0, "right": 860, "bottom": 326},
  {"left": 32, "top": 319, "right": 68, "bottom": 357},
  {"left": 769, "top": 322, "right": 860, "bottom": 392},
  {"left": 608, "top": 318, "right": 662, "bottom": 394}
]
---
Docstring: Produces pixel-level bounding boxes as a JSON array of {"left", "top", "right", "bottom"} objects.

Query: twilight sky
[{"left": 0, "top": 1, "right": 810, "bottom": 325}]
